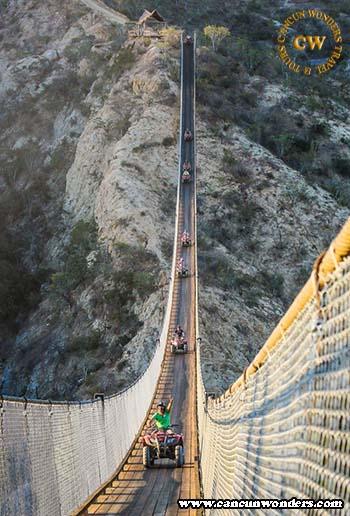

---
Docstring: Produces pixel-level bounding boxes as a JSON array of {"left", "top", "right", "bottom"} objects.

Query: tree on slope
[{"left": 204, "top": 25, "right": 230, "bottom": 51}]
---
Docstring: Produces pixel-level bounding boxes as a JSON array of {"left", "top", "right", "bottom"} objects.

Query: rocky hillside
[
  {"left": 0, "top": 0, "right": 180, "bottom": 399},
  {"left": 193, "top": 1, "right": 350, "bottom": 392},
  {"left": 0, "top": 0, "right": 349, "bottom": 399},
  {"left": 196, "top": 120, "right": 349, "bottom": 392}
]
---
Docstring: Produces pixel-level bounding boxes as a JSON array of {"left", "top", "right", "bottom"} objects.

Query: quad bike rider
[
  {"left": 174, "top": 325, "right": 184, "bottom": 338},
  {"left": 176, "top": 257, "right": 188, "bottom": 277},
  {"left": 184, "top": 128, "right": 193, "bottom": 142},
  {"left": 171, "top": 327, "right": 188, "bottom": 353},
  {"left": 181, "top": 230, "right": 191, "bottom": 247},
  {"left": 183, "top": 160, "right": 191, "bottom": 171},
  {"left": 152, "top": 398, "right": 173, "bottom": 431},
  {"left": 182, "top": 161, "right": 192, "bottom": 183},
  {"left": 171, "top": 335, "right": 188, "bottom": 353},
  {"left": 182, "top": 170, "right": 191, "bottom": 183},
  {"left": 142, "top": 399, "right": 184, "bottom": 468}
]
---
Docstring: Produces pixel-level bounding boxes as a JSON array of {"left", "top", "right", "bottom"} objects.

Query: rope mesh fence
[
  {"left": 197, "top": 253, "right": 350, "bottom": 514},
  {"left": 0, "top": 334, "right": 167, "bottom": 516}
]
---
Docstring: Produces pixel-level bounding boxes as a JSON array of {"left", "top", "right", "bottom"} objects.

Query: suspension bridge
[{"left": 1, "top": 34, "right": 350, "bottom": 516}]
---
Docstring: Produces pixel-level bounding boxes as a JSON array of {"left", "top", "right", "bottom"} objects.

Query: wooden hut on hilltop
[{"left": 129, "top": 9, "right": 167, "bottom": 39}]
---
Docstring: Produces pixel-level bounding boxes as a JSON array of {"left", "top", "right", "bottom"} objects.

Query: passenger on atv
[
  {"left": 182, "top": 160, "right": 191, "bottom": 171},
  {"left": 175, "top": 325, "right": 184, "bottom": 338},
  {"left": 184, "top": 128, "right": 193, "bottom": 142},
  {"left": 171, "top": 334, "right": 188, "bottom": 353},
  {"left": 176, "top": 257, "right": 188, "bottom": 277},
  {"left": 143, "top": 398, "right": 184, "bottom": 468},
  {"left": 181, "top": 230, "right": 191, "bottom": 246},
  {"left": 182, "top": 170, "right": 191, "bottom": 183},
  {"left": 151, "top": 398, "right": 173, "bottom": 431}
]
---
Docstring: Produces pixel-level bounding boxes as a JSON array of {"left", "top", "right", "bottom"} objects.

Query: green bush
[
  {"left": 63, "top": 36, "right": 95, "bottom": 62},
  {"left": 258, "top": 271, "right": 284, "bottom": 298},
  {"left": 321, "top": 177, "right": 350, "bottom": 208},
  {"left": 159, "top": 185, "right": 176, "bottom": 217},
  {"left": 283, "top": 183, "right": 314, "bottom": 204},
  {"left": 67, "top": 331, "right": 101, "bottom": 353},
  {"left": 49, "top": 139, "right": 76, "bottom": 174},
  {"left": 106, "top": 270, "right": 155, "bottom": 307},
  {"left": 222, "top": 151, "right": 252, "bottom": 184},
  {"left": 0, "top": 148, "right": 54, "bottom": 326},
  {"left": 305, "top": 95, "right": 323, "bottom": 111},
  {"left": 161, "top": 238, "right": 173, "bottom": 259},
  {"left": 43, "top": 71, "right": 82, "bottom": 110},
  {"left": 233, "top": 198, "right": 261, "bottom": 226},
  {"left": 244, "top": 287, "right": 262, "bottom": 308},
  {"left": 159, "top": 27, "right": 181, "bottom": 48},
  {"left": 50, "top": 220, "right": 98, "bottom": 296},
  {"left": 167, "top": 61, "right": 180, "bottom": 83},
  {"left": 222, "top": 149, "right": 236, "bottom": 170},
  {"left": 162, "top": 136, "right": 176, "bottom": 147},
  {"left": 200, "top": 193, "right": 261, "bottom": 252},
  {"left": 0, "top": 258, "right": 41, "bottom": 324},
  {"left": 111, "top": 241, "right": 158, "bottom": 299},
  {"left": 107, "top": 116, "right": 130, "bottom": 140},
  {"left": 310, "top": 121, "right": 330, "bottom": 137},
  {"left": 334, "top": 157, "right": 350, "bottom": 177},
  {"left": 198, "top": 252, "right": 236, "bottom": 290},
  {"left": 107, "top": 47, "right": 136, "bottom": 79}
]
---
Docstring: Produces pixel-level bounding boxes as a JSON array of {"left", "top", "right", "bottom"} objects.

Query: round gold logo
[{"left": 277, "top": 9, "right": 342, "bottom": 75}]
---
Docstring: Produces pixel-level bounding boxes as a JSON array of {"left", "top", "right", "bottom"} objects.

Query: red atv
[
  {"left": 182, "top": 170, "right": 191, "bottom": 183},
  {"left": 182, "top": 160, "right": 191, "bottom": 171},
  {"left": 142, "top": 426, "right": 185, "bottom": 468},
  {"left": 171, "top": 335, "right": 188, "bottom": 353},
  {"left": 184, "top": 128, "right": 193, "bottom": 142},
  {"left": 181, "top": 231, "right": 191, "bottom": 247},
  {"left": 176, "top": 258, "right": 188, "bottom": 277}
]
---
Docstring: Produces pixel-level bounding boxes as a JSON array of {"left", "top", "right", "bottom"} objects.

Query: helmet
[{"left": 157, "top": 401, "right": 166, "bottom": 408}]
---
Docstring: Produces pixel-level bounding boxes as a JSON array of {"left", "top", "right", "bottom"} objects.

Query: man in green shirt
[{"left": 151, "top": 398, "right": 174, "bottom": 430}]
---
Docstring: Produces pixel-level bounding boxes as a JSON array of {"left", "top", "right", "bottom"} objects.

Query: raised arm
[{"left": 166, "top": 397, "right": 174, "bottom": 413}]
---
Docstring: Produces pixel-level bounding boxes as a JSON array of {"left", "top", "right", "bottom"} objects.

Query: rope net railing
[
  {"left": 0, "top": 337, "right": 169, "bottom": 516},
  {"left": 196, "top": 218, "right": 350, "bottom": 514},
  {"left": 0, "top": 219, "right": 177, "bottom": 516}
]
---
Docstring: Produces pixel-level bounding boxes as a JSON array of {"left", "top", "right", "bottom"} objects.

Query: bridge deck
[{"left": 79, "top": 39, "right": 200, "bottom": 516}]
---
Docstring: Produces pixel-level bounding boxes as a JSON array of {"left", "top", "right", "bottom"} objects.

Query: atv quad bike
[
  {"left": 176, "top": 263, "right": 188, "bottom": 277},
  {"left": 182, "top": 170, "right": 191, "bottom": 184},
  {"left": 184, "top": 129, "right": 193, "bottom": 142},
  {"left": 181, "top": 232, "right": 191, "bottom": 247},
  {"left": 142, "top": 426, "right": 184, "bottom": 468},
  {"left": 171, "top": 335, "right": 188, "bottom": 354}
]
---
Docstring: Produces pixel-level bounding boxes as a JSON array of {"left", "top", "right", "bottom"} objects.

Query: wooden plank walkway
[{"left": 76, "top": 39, "right": 201, "bottom": 516}]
